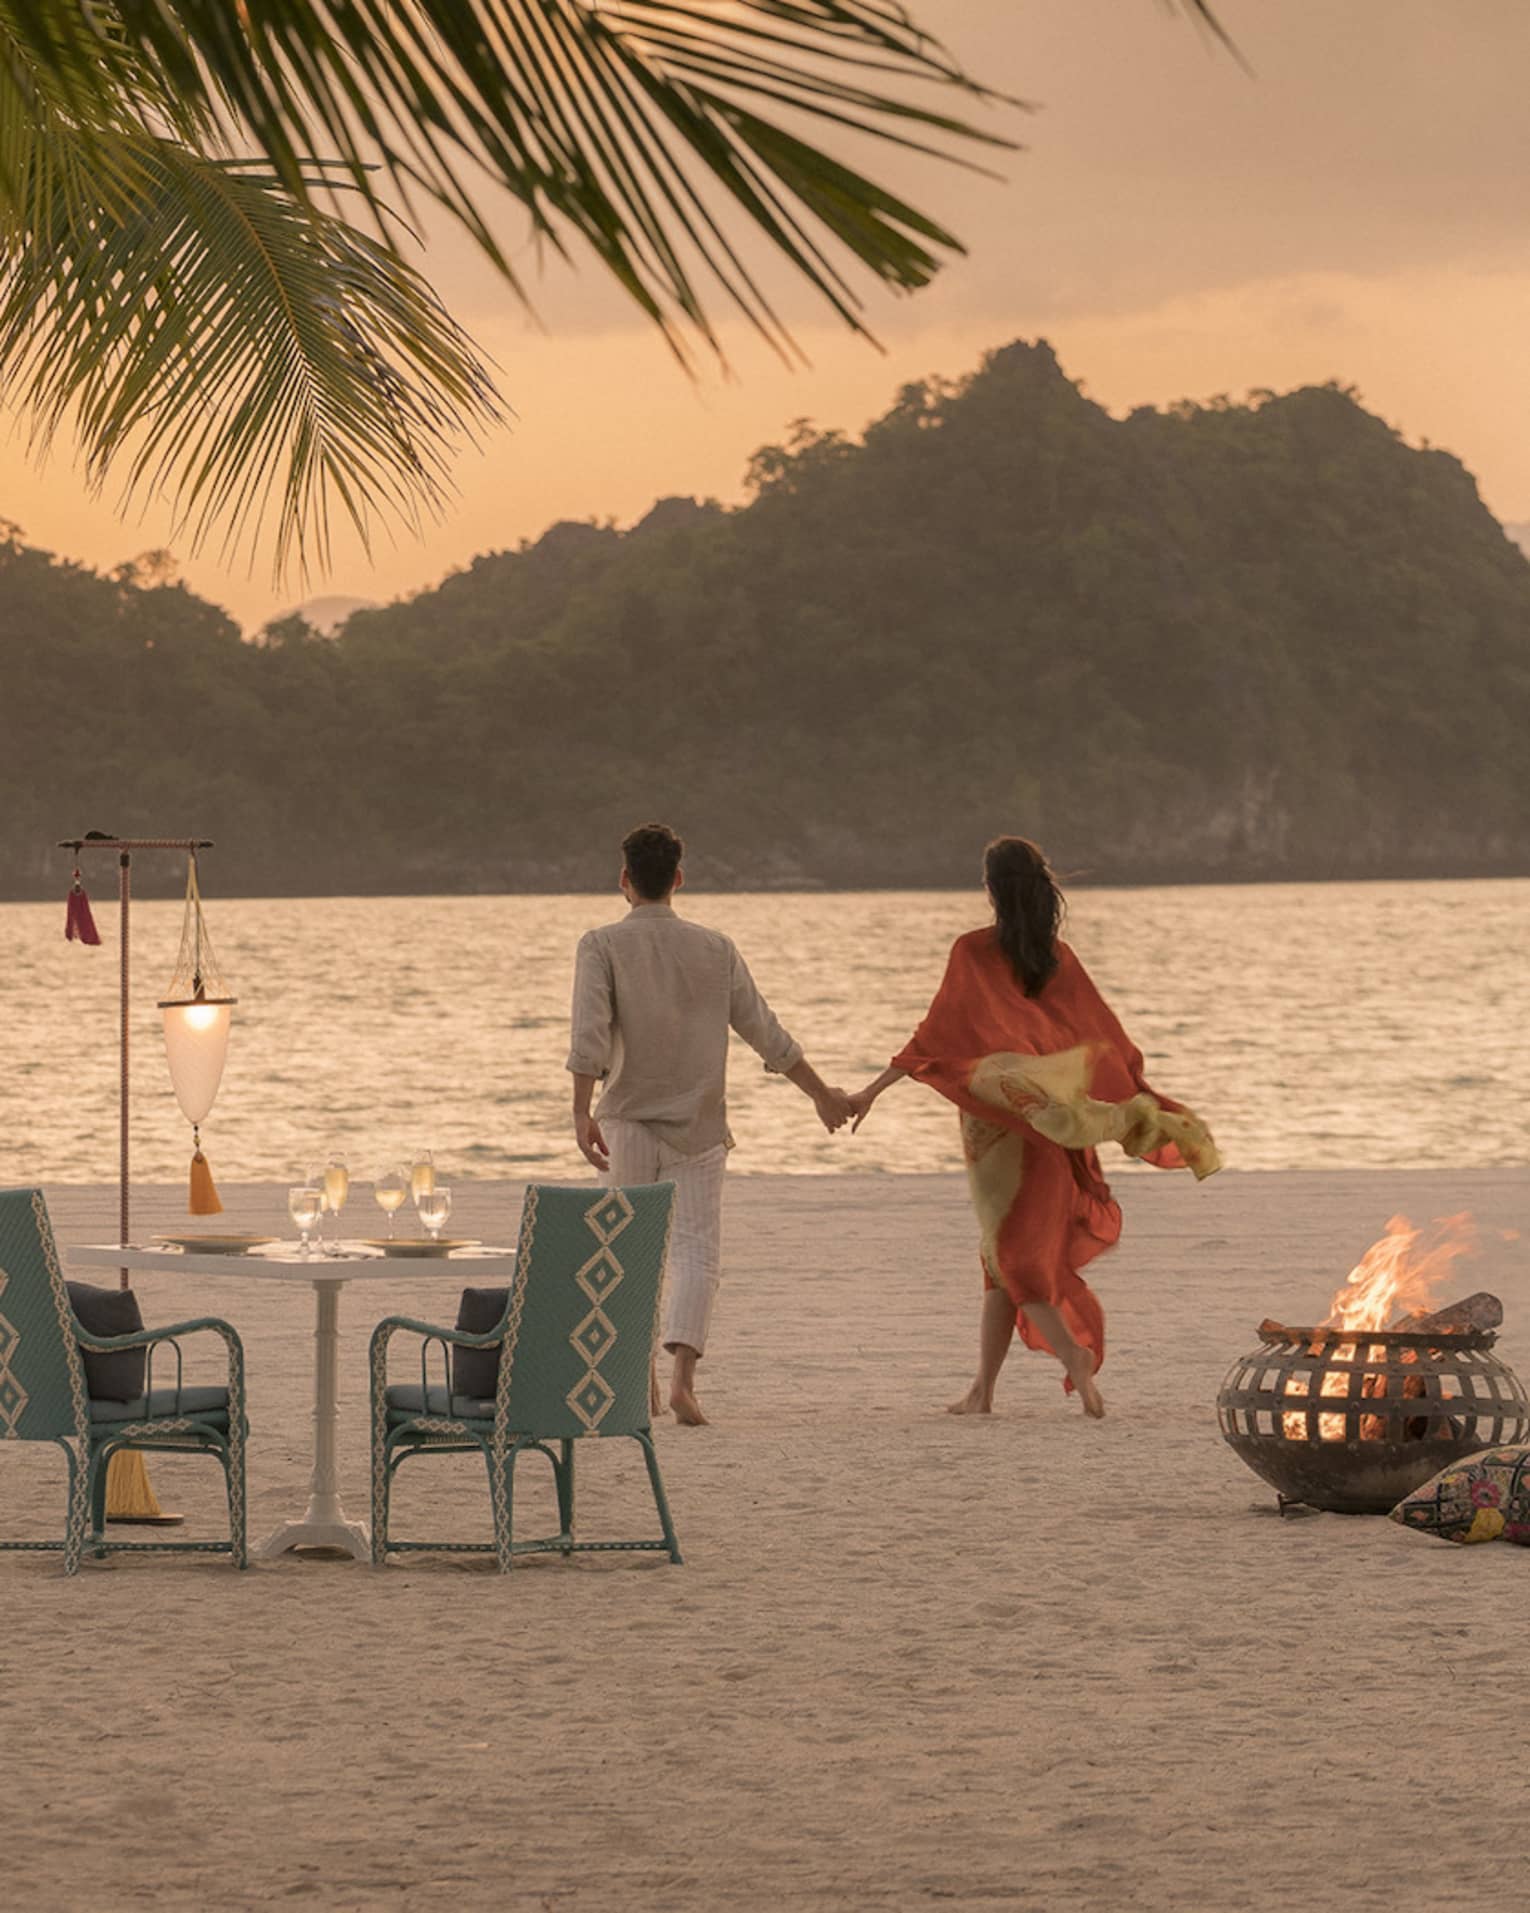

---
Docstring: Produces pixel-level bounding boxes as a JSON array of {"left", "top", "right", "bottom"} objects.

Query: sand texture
[{"left": 4, "top": 1166, "right": 1529, "bottom": 1910}]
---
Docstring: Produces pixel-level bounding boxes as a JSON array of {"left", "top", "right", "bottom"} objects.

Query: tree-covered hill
[{"left": 3, "top": 340, "right": 1528, "bottom": 896}]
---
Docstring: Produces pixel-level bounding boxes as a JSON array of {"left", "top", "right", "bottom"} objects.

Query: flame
[
  {"left": 1320, "top": 1213, "right": 1478, "bottom": 1334},
  {"left": 1317, "top": 1359, "right": 1352, "bottom": 1441},
  {"left": 1279, "top": 1216, "right": 1479, "bottom": 1441}
]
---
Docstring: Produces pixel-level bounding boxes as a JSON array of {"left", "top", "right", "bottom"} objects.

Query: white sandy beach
[{"left": 5, "top": 1166, "right": 1528, "bottom": 1910}]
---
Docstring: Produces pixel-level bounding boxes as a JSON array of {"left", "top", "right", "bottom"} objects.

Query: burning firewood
[{"left": 1394, "top": 1292, "right": 1503, "bottom": 1335}]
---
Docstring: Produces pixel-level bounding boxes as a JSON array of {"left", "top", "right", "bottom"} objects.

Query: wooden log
[{"left": 1396, "top": 1292, "right": 1503, "bottom": 1335}]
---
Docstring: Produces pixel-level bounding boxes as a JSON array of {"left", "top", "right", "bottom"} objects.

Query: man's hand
[
  {"left": 575, "top": 1110, "right": 610, "bottom": 1172},
  {"left": 814, "top": 1085, "right": 855, "bottom": 1134}
]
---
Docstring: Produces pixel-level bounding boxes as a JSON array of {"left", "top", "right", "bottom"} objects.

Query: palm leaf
[
  {"left": 5, "top": 1, "right": 1023, "bottom": 354},
  {"left": 0, "top": 2, "right": 1235, "bottom": 573},
  {"left": 0, "top": 103, "right": 502, "bottom": 577}
]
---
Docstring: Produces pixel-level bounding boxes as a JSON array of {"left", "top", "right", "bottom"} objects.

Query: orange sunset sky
[{"left": 8, "top": 0, "right": 1530, "bottom": 632}]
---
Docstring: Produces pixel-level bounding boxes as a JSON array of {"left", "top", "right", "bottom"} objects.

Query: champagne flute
[
  {"left": 288, "top": 1184, "right": 322, "bottom": 1257},
  {"left": 373, "top": 1168, "right": 409, "bottom": 1238},
  {"left": 307, "top": 1164, "right": 330, "bottom": 1251},
  {"left": 418, "top": 1183, "right": 452, "bottom": 1244},
  {"left": 410, "top": 1150, "right": 436, "bottom": 1207},
  {"left": 322, "top": 1155, "right": 350, "bottom": 1256}
]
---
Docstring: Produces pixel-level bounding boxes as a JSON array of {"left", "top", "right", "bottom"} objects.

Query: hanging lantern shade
[
  {"left": 158, "top": 853, "right": 235, "bottom": 1214},
  {"left": 163, "top": 995, "right": 233, "bottom": 1122}
]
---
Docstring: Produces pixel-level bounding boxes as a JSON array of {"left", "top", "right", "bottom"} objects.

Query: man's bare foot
[
  {"left": 649, "top": 1361, "right": 664, "bottom": 1419},
  {"left": 946, "top": 1381, "right": 994, "bottom": 1415},
  {"left": 668, "top": 1346, "right": 707, "bottom": 1425},
  {"left": 670, "top": 1385, "right": 709, "bottom": 1426},
  {"left": 1064, "top": 1351, "right": 1106, "bottom": 1419}
]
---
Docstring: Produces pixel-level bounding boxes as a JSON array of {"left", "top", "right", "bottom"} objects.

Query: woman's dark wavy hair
[{"left": 984, "top": 836, "right": 1064, "bottom": 995}]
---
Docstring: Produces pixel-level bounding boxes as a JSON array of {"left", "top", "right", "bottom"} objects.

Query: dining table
[{"left": 67, "top": 1237, "right": 521, "bottom": 1562}]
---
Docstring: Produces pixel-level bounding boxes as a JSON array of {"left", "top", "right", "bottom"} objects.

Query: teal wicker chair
[
  {"left": 370, "top": 1181, "right": 680, "bottom": 1570},
  {"left": 0, "top": 1188, "right": 247, "bottom": 1574}
]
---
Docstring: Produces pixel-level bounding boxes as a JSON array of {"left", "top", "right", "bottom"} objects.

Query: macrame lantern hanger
[{"left": 158, "top": 850, "right": 236, "bottom": 1214}]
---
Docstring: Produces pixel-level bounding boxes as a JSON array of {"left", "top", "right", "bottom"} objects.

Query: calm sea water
[{"left": 2, "top": 881, "right": 1526, "bottom": 1187}]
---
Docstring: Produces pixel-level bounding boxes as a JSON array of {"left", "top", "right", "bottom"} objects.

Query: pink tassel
[{"left": 65, "top": 871, "right": 101, "bottom": 945}]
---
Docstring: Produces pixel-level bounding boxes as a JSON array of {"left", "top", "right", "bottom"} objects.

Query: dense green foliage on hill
[{"left": 4, "top": 340, "right": 1528, "bottom": 896}]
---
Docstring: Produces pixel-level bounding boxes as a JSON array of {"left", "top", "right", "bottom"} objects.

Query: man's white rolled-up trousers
[{"left": 601, "top": 1120, "right": 727, "bottom": 1357}]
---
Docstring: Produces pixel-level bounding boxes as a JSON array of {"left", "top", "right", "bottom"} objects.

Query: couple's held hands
[
  {"left": 813, "top": 1080, "right": 887, "bottom": 1135},
  {"left": 813, "top": 1085, "right": 856, "bottom": 1134},
  {"left": 810, "top": 1063, "right": 901, "bottom": 1137}
]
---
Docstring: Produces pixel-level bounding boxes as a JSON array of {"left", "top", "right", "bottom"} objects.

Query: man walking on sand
[{"left": 568, "top": 822, "right": 852, "bottom": 1425}]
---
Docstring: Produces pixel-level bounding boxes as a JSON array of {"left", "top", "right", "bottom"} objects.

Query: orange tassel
[{"left": 189, "top": 1146, "right": 223, "bottom": 1215}]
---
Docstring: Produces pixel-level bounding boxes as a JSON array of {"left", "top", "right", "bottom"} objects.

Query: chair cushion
[
  {"left": 89, "top": 1385, "right": 230, "bottom": 1426},
  {"left": 67, "top": 1282, "right": 147, "bottom": 1402},
  {"left": 386, "top": 1382, "right": 497, "bottom": 1421},
  {"left": 450, "top": 1288, "right": 508, "bottom": 1399},
  {"left": 1389, "top": 1444, "right": 1530, "bottom": 1544}
]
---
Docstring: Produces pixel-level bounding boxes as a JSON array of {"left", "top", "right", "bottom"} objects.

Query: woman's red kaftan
[{"left": 892, "top": 932, "right": 1219, "bottom": 1388}]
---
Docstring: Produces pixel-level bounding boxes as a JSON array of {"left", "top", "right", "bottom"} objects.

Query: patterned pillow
[{"left": 1390, "top": 1445, "right": 1530, "bottom": 1545}]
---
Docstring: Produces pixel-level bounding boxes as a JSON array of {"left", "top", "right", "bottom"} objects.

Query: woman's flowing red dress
[{"left": 893, "top": 932, "right": 1219, "bottom": 1389}]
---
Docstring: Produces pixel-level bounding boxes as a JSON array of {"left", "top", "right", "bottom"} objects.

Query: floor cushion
[{"left": 1390, "top": 1445, "right": 1530, "bottom": 1544}]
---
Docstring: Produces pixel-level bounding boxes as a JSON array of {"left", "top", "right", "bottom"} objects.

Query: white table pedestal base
[
  {"left": 258, "top": 1511, "right": 370, "bottom": 1561},
  {"left": 258, "top": 1279, "right": 371, "bottom": 1562}
]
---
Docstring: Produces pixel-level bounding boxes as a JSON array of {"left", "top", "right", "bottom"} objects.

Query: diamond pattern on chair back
[
  {"left": 497, "top": 1182, "right": 675, "bottom": 1440},
  {"left": 0, "top": 1190, "right": 90, "bottom": 1441}
]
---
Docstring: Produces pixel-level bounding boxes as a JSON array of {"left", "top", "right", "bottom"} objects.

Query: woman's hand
[
  {"left": 848, "top": 1066, "right": 908, "bottom": 1133},
  {"left": 847, "top": 1086, "right": 879, "bottom": 1133}
]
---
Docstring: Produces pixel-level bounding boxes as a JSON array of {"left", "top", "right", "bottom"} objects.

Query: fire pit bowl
[{"left": 1218, "top": 1323, "right": 1530, "bottom": 1514}]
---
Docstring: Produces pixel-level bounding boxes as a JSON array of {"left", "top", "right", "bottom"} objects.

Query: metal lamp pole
[{"left": 60, "top": 833, "right": 214, "bottom": 1524}]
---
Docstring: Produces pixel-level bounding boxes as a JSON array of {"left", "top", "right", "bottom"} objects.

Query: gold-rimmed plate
[
  {"left": 155, "top": 1233, "right": 280, "bottom": 1255},
  {"left": 357, "top": 1237, "right": 479, "bottom": 1258}
]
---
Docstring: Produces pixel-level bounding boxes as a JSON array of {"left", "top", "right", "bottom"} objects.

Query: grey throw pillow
[
  {"left": 66, "top": 1282, "right": 147, "bottom": 1402},
  {"left": 451, "top": 1288, "right": 508, "bottom": 1399}
]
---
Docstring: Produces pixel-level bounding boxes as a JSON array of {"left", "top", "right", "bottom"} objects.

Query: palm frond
[
  {"left": 0, "top": 107, "right": 502, "bottom": 578},
  {"left": 1166, "top": 1, "right": 1248, "bottom": 69},
  {"left": 13, "top": 1, "right": 1023, "bottom": 354}
]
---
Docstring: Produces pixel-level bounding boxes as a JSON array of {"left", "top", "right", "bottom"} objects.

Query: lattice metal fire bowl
[{"left": 1218, "top": 1323, "right": 1530, "bottom": 1514}]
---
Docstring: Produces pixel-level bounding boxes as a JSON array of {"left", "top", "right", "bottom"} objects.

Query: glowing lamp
[
  {"left": 161, "top": 988, "right": 234, "bottom": 1122},
  {"left": 158, "top": 854, "right": 236, "bottom": 1213}
]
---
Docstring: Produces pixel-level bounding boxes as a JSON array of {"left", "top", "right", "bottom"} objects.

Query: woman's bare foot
[
  {"left": 946, "top": 1380, "right": 994, "bottom": 1415},
  {"left": 670, "top": 1384, "right": 709, "bottom": 1426},
  {"left": 1064, "top": 1350, "right": 1106, "bottom": 1418}
]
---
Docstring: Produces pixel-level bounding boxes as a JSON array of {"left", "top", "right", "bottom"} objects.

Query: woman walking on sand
[{"left": 848, "top": 838, "right": 1220, "bottom": 1419}]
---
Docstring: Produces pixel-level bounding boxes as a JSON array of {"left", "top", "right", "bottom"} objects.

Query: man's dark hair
[{"left": 622, "top": 822, "right": 684, "bottom": 900}]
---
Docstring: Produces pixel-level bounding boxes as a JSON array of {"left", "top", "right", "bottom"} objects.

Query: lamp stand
[{"left": 62, "top": 834, "right": 216, "bottom": 1528}]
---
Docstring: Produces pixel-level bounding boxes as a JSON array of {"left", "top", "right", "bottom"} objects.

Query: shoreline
[{"left": 5, "top": 869, "right": 1530, "bottom": 906}]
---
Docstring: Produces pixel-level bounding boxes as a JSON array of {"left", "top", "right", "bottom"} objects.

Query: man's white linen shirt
[{"left": 566, "top": 903, "right": 803, "bottom": 1158}]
